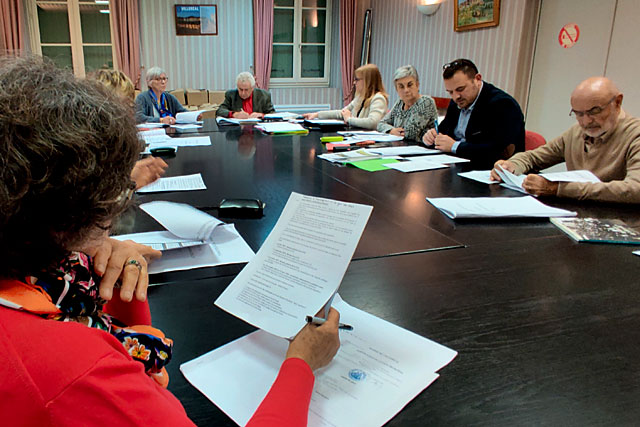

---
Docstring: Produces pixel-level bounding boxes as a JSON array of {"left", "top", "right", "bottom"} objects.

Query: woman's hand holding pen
[{"left": 285, "top": 308, "right": 341, "bottom": 371}]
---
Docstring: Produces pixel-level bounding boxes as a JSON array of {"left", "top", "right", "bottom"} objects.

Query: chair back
[{"left": 525, "top": 130, "right": 546, "bottom": 151}]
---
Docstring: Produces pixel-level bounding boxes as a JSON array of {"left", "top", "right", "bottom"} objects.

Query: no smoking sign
[{"left": 559, "top": 23, "right": 580, "bottom": 48}]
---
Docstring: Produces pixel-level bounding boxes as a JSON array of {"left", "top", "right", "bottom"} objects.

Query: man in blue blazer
[
  {"left": 423, "top": 59, "right": 525, "bottom": 169},
  {"left": 216, "top": 72, "right": 275, "bottom": 119}
]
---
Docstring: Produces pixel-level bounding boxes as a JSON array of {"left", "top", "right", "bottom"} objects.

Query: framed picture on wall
[
  {"left": 175, "top": 4, "right": 218, "bottom": 36},
  {"left": 454, "top": 0, "right": 500, "bottom": 32}
]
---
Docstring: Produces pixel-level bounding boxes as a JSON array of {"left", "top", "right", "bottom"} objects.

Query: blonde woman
[
  {"left": 304, "top": 64, "right": 388, "bottom": 129},
  {"left": 92, "top": 69, "right": 168, "bottom": 190}
]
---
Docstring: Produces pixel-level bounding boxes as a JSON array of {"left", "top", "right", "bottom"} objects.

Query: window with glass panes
[
  {"left": 28, "top": 0, "right": 115, "bottom": 77},
  {"left": 270, "top": 0, "right": 331, "bottom": 87}
]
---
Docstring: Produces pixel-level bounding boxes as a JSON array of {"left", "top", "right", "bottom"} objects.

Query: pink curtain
[
  {"left": 0, "top": 0, "right": 24, "bottom": 52},
  {"left": 253, "top": 0, "right": 274, "bottom": 89},
  {"left": 340, "top": 0, "right": 358, "bottom": 104},
  {"left": 110, "top": 0, "right": 141, "bottom": 89}
]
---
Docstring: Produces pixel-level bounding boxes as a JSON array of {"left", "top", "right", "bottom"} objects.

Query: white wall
[
  {"left": 369, "top": 0, "right": 537, "bottom": 108},
  {"left": 139, "top": 0, "right": 342, "bottom": 108}
]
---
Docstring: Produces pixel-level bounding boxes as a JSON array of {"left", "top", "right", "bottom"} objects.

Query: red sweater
[{"left": 0, "top": 301, "right": 313, "bottom": 426}]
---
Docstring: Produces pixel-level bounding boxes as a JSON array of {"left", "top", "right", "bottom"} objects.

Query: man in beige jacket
[{"left": 491, "top": 77, "right": 640, "bottom": 203}]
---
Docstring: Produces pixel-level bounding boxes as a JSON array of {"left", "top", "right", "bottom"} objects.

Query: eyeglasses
[
  {"left": 569, "top": 96, "right": 617, "bottom": 118},
  {"left": 153, "top": 77, "right": 169, "bottom": 82},
  {"left": 442, "top": 59, "right": 475, "bottom": 71}
]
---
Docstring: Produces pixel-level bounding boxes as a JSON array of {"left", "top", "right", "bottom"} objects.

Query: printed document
[
  {"left": 137, "top": 173, "right": 206, "bottom": 193},
  {"left": 338, "top": 130, "right": 403, "bottom": 142},
  {"left": 410, "top": 154, "right": 470, "bottom": 164},
  {"left": 384, "top": 159, "right": 448, "bottom": 173},
  {"left": 140, "top": 201, "right": 225, "bottom": 241},
  {"left": 114, "top": 225, "right": 254, "bottom": 275},
  {"left": 216, "top": 117, "right": 261, "bottom": 125},
  {"left": 148, "top": 136, "right": 211, "bottom": 148},
  {"left": 176, "top": 110, "right": 205, "bottom": 124},
  {"left": 367, "top": 146, "right": 440, "bottom": 156},
  {"left": 458, "top": 170, "right": 498, "bottom": 184},
  {"left": 215, "top": 192, "right": 373, "bottom": 338},
  {"left": 426, "top": 196, "right": 577, "bottom": 219},
  {"left": 181, "top": 295, "right": 457, "bottom": 427}
]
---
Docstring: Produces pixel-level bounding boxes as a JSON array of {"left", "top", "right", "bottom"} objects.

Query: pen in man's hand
[
  {"left": 434, "top": 118, "right": 439, "bottom": 134},
  {"left": 306, "top": 315, "right": 353, "bottom": 331}
]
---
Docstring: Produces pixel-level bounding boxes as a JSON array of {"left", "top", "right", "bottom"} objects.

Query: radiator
[{"left": 273, "top": 104, "right": 332, "bottom": 114}]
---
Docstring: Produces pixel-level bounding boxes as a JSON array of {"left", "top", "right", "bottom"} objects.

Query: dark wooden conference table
[{"left": 130, "top": 121, "right": 640, "bottom": 426}]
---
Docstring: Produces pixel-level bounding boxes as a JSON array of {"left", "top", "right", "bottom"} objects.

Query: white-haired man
[
  {"left": 216, "top": 71, "right": 275, "bottom": 119},
  {"left": 491, "top": 77, "right": 640, "bottom": 203}
]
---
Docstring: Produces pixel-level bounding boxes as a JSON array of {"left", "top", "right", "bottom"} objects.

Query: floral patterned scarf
[{"left": 0, "top": 252, "right": 173, "bottom": 387}]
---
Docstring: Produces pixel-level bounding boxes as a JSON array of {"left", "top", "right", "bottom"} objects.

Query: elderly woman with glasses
[
  {"left": 135, "top": 66, "right": 187, "bottom": 124},
  {"left": 377, "top": 65, "right": 437, "bottom": 142},
  {"left": 0, "top": 56, "right": 340, "bottom": 426}
]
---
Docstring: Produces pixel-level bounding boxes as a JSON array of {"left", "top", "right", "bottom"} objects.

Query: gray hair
[
  {"left": 236, "top": 71, "right": 256, "bottom": 88},
  {"left": 146, "top": 66, "right": 167, "bottom": 83},
  {"left": 393, "top": 65, "right": 419, "bottom": 83}
]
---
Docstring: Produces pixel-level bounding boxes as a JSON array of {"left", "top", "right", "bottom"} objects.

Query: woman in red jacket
[{"left": 0, "top": 55, "right": 339, "bottom": 426}]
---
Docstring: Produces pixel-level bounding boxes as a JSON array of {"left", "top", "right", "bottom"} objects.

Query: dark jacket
[
  {"left": 439, "top": 82, "right": 525, "bottom": 169},
  {"left": 135, "top": 90, "right": 187, "bottom": 123},
  {"left": 215, "top": 88, "right": 275, "bottom": 117}
]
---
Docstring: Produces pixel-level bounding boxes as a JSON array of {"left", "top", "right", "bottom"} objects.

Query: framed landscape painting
[
  {"left": 454, "top": 0, "right": 500, "bottom": 32},
  {"left": 175, "top": 4, "right": 218, "bottom": 36}
]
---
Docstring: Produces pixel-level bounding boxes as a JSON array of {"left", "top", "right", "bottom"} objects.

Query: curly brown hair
[{"left": 0, "top": 55, "right": 142, "bottom": 278}]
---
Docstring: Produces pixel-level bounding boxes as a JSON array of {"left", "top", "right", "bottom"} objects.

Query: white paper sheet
[
  {"left": 385, "top": 160, "right": 448, "bottom": 172},
  {"left": 181, "top": 296, "right": 457, "bottom": 427},
  {"left": 540, "top": 169, "right": 601, "bottom": 183},
  {"left": 176, "top": 110, "right": 206, "bottom": 124},
  {"left": 634, "top": 250, "right": 640, "bottom": 257},
  {"left": 367, "top": 146, "right": 441, "bottom": 156},
  {"left": 305, "top": 119, "right": 345, "bottom": 125},
  {"left": 215, "top": 192, "right": 373, "bottom": 339},
  {"left": 264, "top": 112, "right": 302, "bottom": 120},
  {"left": 494, "top": 166, "right": 528, "bottom": 194},
  {"left": 410, "top": 154, "right": 470, "bottom": 164},
  {"left": 338, "top": 130, "right": 404, "bottom": 142},
  {"left": 426, "top": 196, "right": 578, "bottom": 219},
  {"left": 137, "top": 122, "right": 166, "bottom": 129},
  {"left": 458, "top": 170, "right": 499, "bottom": 184},
  {"left": 136, "top": 173, "right": 206, "bottom": 193},
  {"left": 147, "top": 136, "right": 211, "bottom": 148},
  {"left": 254, "top": 122, "right": 307, "bottom": 133},
  {"left": 170, "top": 123, "right": 203, "bottom": 130},
  {"left": 140, "top": 201, "right": 225, "bottom": 241},
  {"left": 113, "top": 230, "right": 204, "bottom": 251},
  {"left": 216, "top": 117, "right": 261, "bottom": 125}
]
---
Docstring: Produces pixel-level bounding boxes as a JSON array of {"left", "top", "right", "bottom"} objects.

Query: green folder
[{"left": 346, "top": 158, "right": 399, "bottom": 172}]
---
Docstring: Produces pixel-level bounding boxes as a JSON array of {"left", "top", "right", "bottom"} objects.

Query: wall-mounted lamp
[{"left": 417, "top": 0, "right": 442, "bottom": 16}]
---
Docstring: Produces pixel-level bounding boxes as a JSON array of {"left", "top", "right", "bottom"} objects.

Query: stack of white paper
[
  {"left": 427, "top": 196, "right": 577, "bottom": 219},
  {"left": 264, "top": 112, "right": 302, "bottom": 120},
  {"left": 136, "top": 173, "right": 206, "bottom": 193},
  {"left": 409, "top": 154, "right": 470, "bottom": 164},
  {"left": 338, "top": 130, "right": 404, "bottom": 142},
  {"left": 176, "top": 110, "right": 205, "bottom": 124},
  {"left": 216, "top": 117, "right": 261, "bottom": 125},
  {"left": 147, "top": 136, "right": 211, "bottom": 149},
  {"left": 113, "top": 201, "right": 255, "bottom": 274},
  {"left": 495, "top": 167, "right": 602, "bottom": 194},
  {"left": 215, "top": 192, "right": 373, "bottom": 339},
  {"left": 181, "top": 295, "right": 457, "bottom": 427},
  {"left": 139, "top": 128, "right": 173, "bottom": 145},
  {"left": 367, "top": 146, "right": 440, "bottom": 156},
  {"left": 254, "top": 122, "right": 307, "bottom": 134}
]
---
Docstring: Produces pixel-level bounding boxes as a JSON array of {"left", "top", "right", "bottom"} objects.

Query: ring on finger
[{"left": 126, "top": 258, "right": 143, "bottom": 271}]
